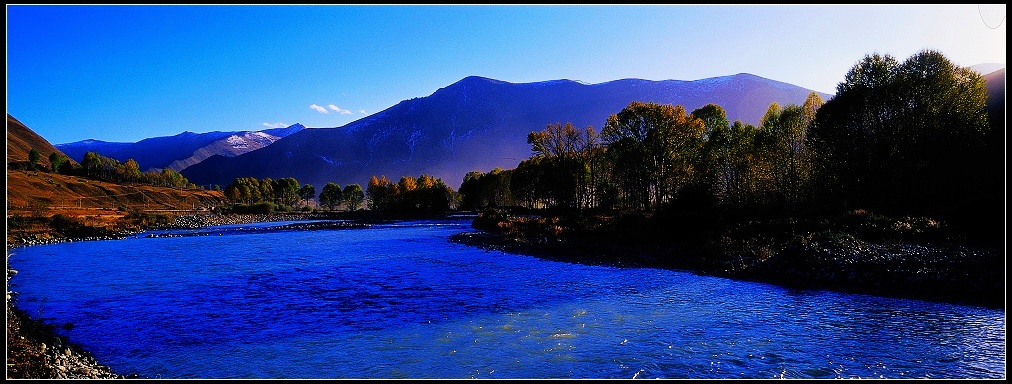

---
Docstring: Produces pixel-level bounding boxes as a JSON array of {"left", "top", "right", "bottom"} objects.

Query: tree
[
  {"left": 693, "top": 104, "right": 732, "bottom": 201},
  {"left": 367, "top": 175, "right": 392, "bottom": 211},
  {"left": 121, "top": 159, "right": 142, "bottom": 182},
  {"left": 274, "top": 177, "right": 300, "bottom": 208},
  {"left": 602, "top": 102, "right": 706, "bottom": 211},
  {"left": 320, "top": 182, "right": 343, "bottom": 211},
  {"left": 28, "top": 148, "right": 41, "bottom": 170},
  {"left": 811, "top": 50, "right": 989, "bottom": 214},
  {"left": 458, "top": 171, "right": 487, "bottom": 210},
  {"left": 81, "top": 152, "right": 102, "bottom": 177},
  {"left": 298, "top": 184, "right": 316, "bottom": 207},
  {"left": 342, "top": 184, "right": 364, "bottom": 211},
  {"left": 48, "top": 152, "right": 69, "bottom": 174}
]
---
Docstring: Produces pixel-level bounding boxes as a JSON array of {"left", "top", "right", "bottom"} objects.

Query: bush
[
  {"left": 49, "top": 214, "right": 84, "bottom": 231},
  {"left": 251, "top": 202, "right": 275, "bottom": 214}
]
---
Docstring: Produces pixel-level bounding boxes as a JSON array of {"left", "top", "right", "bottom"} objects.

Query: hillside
[
  {"left": 6, "top": 171, "right": 225, "bottom": 214},
  {"left": 183, "top": 74, "right": 832, "bottom": 190},
  {"left": 6, "top": 114, "right": 73, "bottom": 167}
]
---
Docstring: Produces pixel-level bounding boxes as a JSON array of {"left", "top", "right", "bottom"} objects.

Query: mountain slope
[
  {"left": 182, "top": 74, "right": 833, "bottom": 190},
  {"left": 56, "top": 124, "right": 305, "bottom": 172},
  {"left": 7, "top": 114, "right": 74, "bottom": 166}
]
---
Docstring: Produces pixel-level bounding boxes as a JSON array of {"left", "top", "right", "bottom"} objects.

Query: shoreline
[{"left": 450, "top": 210, "right": 1005, "bottom": 310}]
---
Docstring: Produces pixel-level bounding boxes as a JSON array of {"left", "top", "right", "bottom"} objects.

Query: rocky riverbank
[
  {"left": 167, "top": 212, "right": 334, "bottom": 229},
  {"left": 451, "top": 209, "right": 1005, "bottom": 309},
  {"left": 7, "top": 265, "right": 134, "bottom": 379}
]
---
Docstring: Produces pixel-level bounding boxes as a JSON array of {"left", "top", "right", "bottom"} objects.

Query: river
[{"left": 6, "top": 217, "right": 1005, "bottom": 379}]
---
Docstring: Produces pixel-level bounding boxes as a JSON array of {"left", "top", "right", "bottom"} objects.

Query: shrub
[{"left": 251, "top": 202, "right": 275, "bottom": 214}]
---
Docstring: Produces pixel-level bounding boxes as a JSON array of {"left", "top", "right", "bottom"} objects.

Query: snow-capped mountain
[{"left": 56, "top": 124, "right": 305, "bottom": 172}]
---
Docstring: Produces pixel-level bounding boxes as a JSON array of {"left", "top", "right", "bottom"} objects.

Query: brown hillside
[
  {"left": 7, "top": 170, "right": 226, "bottom": 214},
  {"left": 6, "top": 114, "right": 72, "bottom": 166},
  {"left": 7, "top": 170, "right": 227, "bottom": 243}
]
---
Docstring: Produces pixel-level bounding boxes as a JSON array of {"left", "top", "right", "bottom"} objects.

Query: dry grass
[{"left": 6, "top": 170, "right": 227, "bottom": 244}]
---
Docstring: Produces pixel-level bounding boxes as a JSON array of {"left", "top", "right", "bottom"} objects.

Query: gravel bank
[{"left": 7, "top": 266, "right": 133, "bottom": 379}]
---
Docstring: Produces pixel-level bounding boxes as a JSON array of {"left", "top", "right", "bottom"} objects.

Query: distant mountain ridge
[
  {"left": 182, "top": 73, "right": 833, "bottom": 190},
  {"left": 56, "top": 124, "right": 305, "bottom": 173},
  {"left": 970, "top": 63, "right": 1005, "bottom": 76}
]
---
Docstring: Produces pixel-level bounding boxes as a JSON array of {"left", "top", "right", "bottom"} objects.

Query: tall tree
[
  {"left": 342, "top": 184, "right": 364, "bottom": 211},
  {"left": 811, "top": 50, "right": 989, "bottom": 214},
  {"left": 298, "top": 184, "right": 316, "bottom": 207},
  {"left": 48, "top": 152, "right": 68, "bottom": 174},
  {"left": 28, "top": 148, "right": 41, "bottom": 170},
  {"left": 602, "top": 102, "right": 706, "bottom": 211},
  {"left": 320, "top": 182, "right": 343, "bottom": 211}
]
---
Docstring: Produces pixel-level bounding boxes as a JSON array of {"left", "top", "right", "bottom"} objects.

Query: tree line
[
  {"left": 458, "top": 50, "right": 995, "bottom": 224},
  {"left": 21, "top": 150, "right": 194, "bottom": 189},
  {"left": 366, "top": 174, "right": 458, "bottom": 215},
  {"left": 223, "top": 176, "right": 366, "bottom": 213}
]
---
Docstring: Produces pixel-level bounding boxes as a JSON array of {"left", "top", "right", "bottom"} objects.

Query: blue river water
[{"left": 6, "top": 218, "right": 1005, "bottom": 379}]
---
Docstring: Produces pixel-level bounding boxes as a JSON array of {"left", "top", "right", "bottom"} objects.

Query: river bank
[{"left": 450, "top": 208, "right": 1004, "bottom": 309}]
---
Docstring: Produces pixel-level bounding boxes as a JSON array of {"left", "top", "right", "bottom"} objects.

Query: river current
[{"left": 6, "top": 218, "right": 1005, "bottom": 379}]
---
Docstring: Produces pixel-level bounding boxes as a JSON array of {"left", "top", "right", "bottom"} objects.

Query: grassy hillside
[
  {"left": 7, "top": 170, "right": 227, "bottom": 242},
  {"left": 6, "top": 114, "right": 72, "bottom": 166}
]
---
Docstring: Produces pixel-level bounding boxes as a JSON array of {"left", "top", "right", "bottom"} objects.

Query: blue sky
[{"left": 6, "top": 4, "right": 1006, "bottom": 145}]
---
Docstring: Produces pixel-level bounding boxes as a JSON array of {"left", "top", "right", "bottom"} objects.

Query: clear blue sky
[{"left": 6, "top": 4, "right": 1006, "bottom": 145}]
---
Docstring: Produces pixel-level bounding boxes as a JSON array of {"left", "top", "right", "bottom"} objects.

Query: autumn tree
[
  {"left": 274, "top": 177, "right": 301, "bottom": 208},
  {"left": 367, "top": 175, "right": 392, "bottom": 211},
  {"left": 601, "top": 102, "right": 706, "bottom": 211},
  {"left": 121, "top": 159, "right": 142, "bottom": 183}
]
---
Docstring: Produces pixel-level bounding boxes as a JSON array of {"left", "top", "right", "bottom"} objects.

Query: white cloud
[
  {"left": 359, "top": 109, "right": 367, "bottom": 114},
  {"left": 262, "top": 122, "right": 288, "bottom": 128},
  {"left": 328, "top": 104, "right": 353, "bottom": 115},
  {"left": 310, "top": 104, "right": 329, "bottom": 114}
]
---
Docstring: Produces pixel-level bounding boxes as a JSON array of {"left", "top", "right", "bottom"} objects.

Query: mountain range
[
  {"left": 32, "top": 67, "right": 1004, "bottom": 192},
  {"left": 55, "top": 124, "right": 305, "bottom": 173},
  {"left": 181, "top": 73, "right": 833, "bottom": 190}
]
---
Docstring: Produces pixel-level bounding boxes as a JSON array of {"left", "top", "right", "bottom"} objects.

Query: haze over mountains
[
  {"left": 56, "top": 124, "right": 305, "bottom": 173},
  {"left": 181, "top": 73, "right": 834, "bottom": 190}
]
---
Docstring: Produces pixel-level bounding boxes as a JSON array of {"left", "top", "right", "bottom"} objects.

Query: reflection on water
[{"left": 7, "top": 219, "right": 1006, "bottom": 379}]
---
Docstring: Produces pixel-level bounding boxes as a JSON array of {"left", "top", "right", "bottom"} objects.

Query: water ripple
[{"left": 7, "top": 218, "right": 1005, "bottom": 379}]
